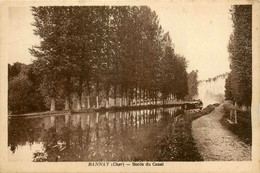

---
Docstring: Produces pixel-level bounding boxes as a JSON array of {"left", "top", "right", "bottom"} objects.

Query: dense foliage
[
  {"left": 9, "top": 6, "right": 190, "bottom": 113},
  {"left": 221, "top": 102, "right": 251, "bottom": 145},
  {"left": 158, "top": 104, "right": 217, "bottom": 161},
  {"left": 187, "top": 70, "right": 198, "bottom": 99},
  {"left": 225, "top": 5, "right": 252, "bottom": 107},
  {"left": 8, "top": 63, "right": 47, "bottom": 113}
]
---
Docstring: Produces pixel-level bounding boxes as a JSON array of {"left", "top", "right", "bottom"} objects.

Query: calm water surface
[{"left": 8, "top": 107, "right": 182, "bottom": 162}]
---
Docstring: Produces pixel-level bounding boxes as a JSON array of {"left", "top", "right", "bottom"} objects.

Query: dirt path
[{"left": 192, "top": 104, "right": 251, "bottom": 161}]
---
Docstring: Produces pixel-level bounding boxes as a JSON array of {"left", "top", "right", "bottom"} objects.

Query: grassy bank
[
  {"left": 157, "top": 104, "right": 219, "bottom": 161},
  {"left": 220, "top": 102, "right": 252, "bottom": 146}
]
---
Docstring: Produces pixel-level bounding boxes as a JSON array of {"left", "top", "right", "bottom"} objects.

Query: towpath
[{"left": 192, "top": 104, "right": 251, "bottom": 161}]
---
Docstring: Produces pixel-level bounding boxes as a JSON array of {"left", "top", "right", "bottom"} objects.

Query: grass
[
  {"left": 220, "top": 103, "right": 252, "bottom": 146},
  {"left": 156, "top": 104, "right": 218, "bottom": 161}
]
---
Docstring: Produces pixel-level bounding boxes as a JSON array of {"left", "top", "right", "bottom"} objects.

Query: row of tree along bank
[
  {"left": 8, "top": 6, "right": 199, "bottom": 114},
  {"left": 8, "top": 62, "right": 196, "bottom": 114},
  {"left": 223, "top": 5, "right": 251, "bottom": 144},
  {"left": 225, "top": 5, "right": 252, "bottom": 110}
]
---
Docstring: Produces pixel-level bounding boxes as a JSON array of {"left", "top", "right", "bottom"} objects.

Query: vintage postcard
[{"left": 0, "top": 0, "right": 259, "bottom": 172}]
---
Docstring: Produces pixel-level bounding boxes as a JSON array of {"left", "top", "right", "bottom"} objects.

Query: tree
[
  {"left": 225, "top": 73, "right": 233, "bottom": 100},
  {"left": 30, "top": 7, "right": 110, "bottom": 110},
  {"left": 8, "top": 62, "right": 23, "bottom": 80},
  {"left": 226, "top": 5, "right": 252, "bottom": 107},
  {"left": 8, "top": 63, "right": 47, "bottom": 113},
  {"left": 30, "top": 7, "right": 71, "bottom": 111},
  {"left": 29, "top": 6, "right": 190, "bottom": 111},
  {"left": 187, "top": 70, "right": 199, "bottom": 99},
  {"left": 173, "top": 54, "right": 189, "bottom": 100}
]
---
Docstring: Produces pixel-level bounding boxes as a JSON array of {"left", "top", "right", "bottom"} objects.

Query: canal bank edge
[{"left": 8, "top": 102, "right": 198, "bottom": 118}]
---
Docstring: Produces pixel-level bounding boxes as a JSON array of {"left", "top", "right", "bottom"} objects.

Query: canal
[{"left": 8, "top": 106, "right": 184, "bottom": 162}]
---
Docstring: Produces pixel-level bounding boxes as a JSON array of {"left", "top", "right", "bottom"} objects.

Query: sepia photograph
[{"left": 1, "top": 0, "right": 260, "bottom": 172}]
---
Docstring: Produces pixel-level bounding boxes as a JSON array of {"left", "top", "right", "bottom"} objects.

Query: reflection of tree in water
[
  {"left": 33, "top": 115, "right": 90, "bottom": 161},
  {"left": 85, "top": 109, "right": 173, "bottom": 161},
  {"left": 10, "top": 107, "right": 183, "bottom": 162},
  {"left": 8, "top": 117, "right": 45, "bottom": 154},
  {"left": 8, "top": 120, "right": 19, "bottom": 153}
]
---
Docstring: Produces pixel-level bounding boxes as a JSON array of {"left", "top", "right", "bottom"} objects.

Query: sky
[
  {"left": 8, "top": 7, "right": 39, "bottom": 65},
  {"left": 8, "top": 5, "right": 233, "bottom": 80},
  {"left": 150, "top": 4, "right": 233, "bottom": 80}
]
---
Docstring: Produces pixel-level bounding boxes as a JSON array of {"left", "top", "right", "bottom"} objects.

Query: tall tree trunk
[
  {"left": 153, "top": 91, "right": 155, "bottom": 105},
  {"left": 129, "top": 88, "right": 133, "bottom": 106},
  {"left": 148, "top": 90, "right": 150, "bottom": 105},
  {"left": 96, "top": 95, "right": 99, "bottom": 108},
  {"left": 151, "top": 91, "right": 154, "bottom": 105},
  {"left": 76, "top": 95, "right": 81, "bottom": 110},
  {"left": 105, "top": 98, "right": 109, "bottom": 108},
  {"left": 65, "top": 96, "right": 70, "bottom": 110},
  {"left": 64, "top": 76, "right": 71, "bottom": 110},
  {"left": 155, "top": 91, "right": 157, "bottom": 105},
  {"left": 119, "top": 98, "right": 122, "bottom": 107},
  {"left": 143, "top": 89, "right": 146, "bottom": 105},
  {"left": 106, "top": 87, "right": 109, "bottom": 108},
  {"left": 139, "top": 87, "right": 142, "bottom": 106},
  {"left": 81, "top": 92, "right": 86, "bottom": 109},
  {"left": 86, "top": 81, "right": 91, "bottom": 109},
  {"left": 114, "top": 85, "right": 117, "bottom": 106},
  {"left": 50, "top": 98, "right": 56, "bottom": 111},
  {"left": 86, "top": 95, "right": 90, "bottom": 109},
  {"left": 122, "top": 92, "right": 124, "bottom": 106},
  {"left": 125, "top": 88, "right": 128, "bottom": 107},
  {"left": 135, "top": 86, "right": 138, "bottom": 106},
  {"left": 120, "top": 86, "right": 124, "bottom": 106},
  {"left": 77, "top": 77, "right": 83, "bottom": 110}
]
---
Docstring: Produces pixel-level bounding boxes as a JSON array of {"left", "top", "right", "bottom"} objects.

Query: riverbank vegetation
[
  {"left": 8, "top": 6, "right": 201, "bottom": 114},
  {"left": 8, "top": 63, "right": 47, "bottom": 113},
  {"left": 157, "top": 104, "right": 218, "bottom": 161},
  {"left": 220, "top": 102, "right": 252, "bottom": 145}
]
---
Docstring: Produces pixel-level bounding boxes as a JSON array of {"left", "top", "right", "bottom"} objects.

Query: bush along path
[
  {"left": 192, "top": 103, "right": 251, "bottom": 161},
  {"left": 220, "top": 101, "right": 252, "bottom": 146},
  {"left": 156, "top": 104, "right": 218, "bottom": 161}
]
